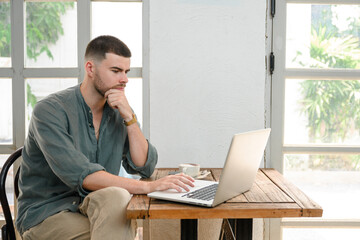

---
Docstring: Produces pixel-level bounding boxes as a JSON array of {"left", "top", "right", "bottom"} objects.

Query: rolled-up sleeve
[{"left": 122, "top": 139, "right": 158, "bottom": 178}]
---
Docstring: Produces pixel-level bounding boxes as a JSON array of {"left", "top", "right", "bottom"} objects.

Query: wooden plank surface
[
  {"left": 243, "top": 182, "right": 272, "bottom": 203},
  {"left": 126, "top": 168, "right": 323, "bottom": 220},
  {"left": 148, "top": 202, "right": 302, "bottom": 219},
  {"left": 255, "top": 171, "right": 294, "bottom": 203},
  {"left": 261, "top": 169, "right": 323, "bottom": 217},
  {"left": 126, "top": 194, "right": 151, "bottom": 219}
]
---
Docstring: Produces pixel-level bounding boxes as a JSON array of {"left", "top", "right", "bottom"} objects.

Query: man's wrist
[
  {"left": 123, "top": 113, "right": 137, "bottom": 126},
  {"left": 144, "top": 181, "right": 153, "bottom": 193}
]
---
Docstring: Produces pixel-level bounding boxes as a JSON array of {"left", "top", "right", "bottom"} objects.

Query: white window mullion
[
  {"left": 92, "top": 0, "right": 141, "bottom": 2},
  {"left": 285, "top": 69, "right": 360, "bottom": 80},
  {"left": 77, "top": 0, "right": 91, "bottom": 83},
  {"left": 11, "top": 0, "right": 25, "bottom": 150},
  {"left": 271, "top": 0, "right": 287, "bottom": 174},
  {"left": 287, "top": 0, "right": 360, "bottom": 4},
  {"left": 0, "top": 69, "right": 12, "bottom": 78},
  {"left": 127, "top": 67, "right": 142, "bottom": 78},
  {"left": 282, "top": 219, "right": 360, "bottom": 228},
  {"left": 283, "top": 146, "right": 360, "bottom": 154},
  {"left": 269, "top": 1, "right": 288, "bottom": 239},
  {"left": 142, "top": 0, "right": 150, "bottom": 139},
  {"left": 23, "top": 68, "right": 80, "bottom": 78}
]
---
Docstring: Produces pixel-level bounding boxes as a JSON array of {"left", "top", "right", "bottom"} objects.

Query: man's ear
[{"left": 85, "top": 61, "right": 95, "bottom": 77}]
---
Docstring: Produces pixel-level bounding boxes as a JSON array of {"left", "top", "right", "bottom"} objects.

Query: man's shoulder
[
  {"left": 34, "top": 85, "right": 79, "bottom": 115},
  {"left": 38, "top": 85, "right": 79, "bottom": 106}
]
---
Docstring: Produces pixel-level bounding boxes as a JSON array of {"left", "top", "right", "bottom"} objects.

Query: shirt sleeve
[
  {"left": 30, "top": 100, "right": 105, "bottom": 198},
  {"left": 121, "top": 137, "right": 158, "bottom": 178}
]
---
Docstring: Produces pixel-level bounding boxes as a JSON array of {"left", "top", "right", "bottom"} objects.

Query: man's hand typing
[{"left": 148, "top": 173, "right": 195, "bottom": 193}]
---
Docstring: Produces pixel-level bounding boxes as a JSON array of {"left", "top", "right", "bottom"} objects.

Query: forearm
[
  {"left": 83, "top": 170, "right": 195, "bottom": 194},
  {"left": 105, "top": 89, "right": 150, "bottom": 167},
  {"left": 126, "top": 123, "right": 149, "bottom": 167},
  {"left": 83, "top": 170, "right": 151, "bottom": 194}
]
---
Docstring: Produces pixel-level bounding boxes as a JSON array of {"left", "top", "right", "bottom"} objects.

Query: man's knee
[
  {"left": 83, "top": 187, "right": 131, "bottom": 211},
  {"left": 79, "top": 187, "right": 134, "bottom": 239},
  {"left": 98, "top": 186, "right": 131, "bottom": 203}
]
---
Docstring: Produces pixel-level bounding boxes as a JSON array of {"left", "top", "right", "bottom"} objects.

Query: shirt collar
[{"left": 75, "top": 84, "right": 115, "bottom": 121}]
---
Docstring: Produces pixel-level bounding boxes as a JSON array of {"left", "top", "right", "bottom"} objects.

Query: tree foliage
[
  {"left": 0, "top": 2, "right": 74, "bottom": 111},
  {"left": 0, "top": 3, "right": 11, "bottom": 57},
  {"left": 292, "top": 5, "right": 360, "bottom": 171},
  {"left": 294, "top": 8, "right": 360, "bottom": 143},
  {"left": 0, "top": 2, "right": 74, "bottom": 60},
  {"left": 26, "top": 2, "right": 74, "bottom": 61}
]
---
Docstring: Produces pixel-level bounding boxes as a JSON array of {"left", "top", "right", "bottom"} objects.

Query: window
[
  {"left": 0, "top": 78, "right": 12, "bottom": 144},
  {"left": 25, "top": 1, "right": 78, "bottom": 68},
  {"left": 0, "top": 0, "right": 144, "bottom": 221},
  {"left": 272, "top": 1, "right": 360, "bottom": 239},
  {"left": 91, "top": 1, "right": 143, "bottom": 124}
]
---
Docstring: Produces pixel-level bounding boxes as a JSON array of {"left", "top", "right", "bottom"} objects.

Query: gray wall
[{"left": 148, "top": 0, "right": 267, "bottom": 168}]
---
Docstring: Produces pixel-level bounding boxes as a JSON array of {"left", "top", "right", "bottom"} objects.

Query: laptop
[{"left": 147, "top": 128, "right": 271, "bottom": 207}]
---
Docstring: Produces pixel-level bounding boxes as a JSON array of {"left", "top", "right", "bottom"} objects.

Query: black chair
[{"left": 0, "top": 147, "right": 22, "bottom": 240}]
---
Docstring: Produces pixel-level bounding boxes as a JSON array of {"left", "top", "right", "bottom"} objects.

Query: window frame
[
  {"left": 0, "top": 0, "right": 147, "bottom": 155},
  {"left": 271, "top": 0, "right": 360, "bottom": 239},
  {"left": 0, "top": 0, "right": 147, "bottom": 223}
]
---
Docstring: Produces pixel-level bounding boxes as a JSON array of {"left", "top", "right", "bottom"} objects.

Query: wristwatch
[{"left": 123, "top": 114, "right": 137, "bottom": 126}]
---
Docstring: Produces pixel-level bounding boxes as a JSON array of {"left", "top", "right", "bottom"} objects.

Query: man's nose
[{"left": 119, "top": 72, "right": 128, "bottom": 83}]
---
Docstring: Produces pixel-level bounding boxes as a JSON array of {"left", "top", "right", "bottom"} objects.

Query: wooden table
[{"left": 127, "top": 168, "right": 322, "bottom": 240}]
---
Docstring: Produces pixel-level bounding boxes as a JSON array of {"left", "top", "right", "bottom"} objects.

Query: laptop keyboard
[{"left": 182, "top": 183, "right": 218, "bottom": 201}]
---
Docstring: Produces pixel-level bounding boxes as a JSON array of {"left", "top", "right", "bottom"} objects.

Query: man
[{"left": 16, "top": 35, "right": 194, "bottom": 240}]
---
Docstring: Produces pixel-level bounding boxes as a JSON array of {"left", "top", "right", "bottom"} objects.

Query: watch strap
[{"left": 124, "top": 114, "right": 137, "bottom": 126}]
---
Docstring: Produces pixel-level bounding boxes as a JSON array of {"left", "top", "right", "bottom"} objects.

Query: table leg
[
  {"left": 142, "top": 219, "right": 151, "bottom": 240},
  {"left": 228, "top": 219, "right": 252, "bottom": 240},
  {"left": 181, "top": 219, "right": 198, "bottom": 240}
]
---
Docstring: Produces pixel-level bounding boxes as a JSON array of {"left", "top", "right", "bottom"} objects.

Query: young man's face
[{"left": 92, "top": 53, "right": 131, "bottom": 96}]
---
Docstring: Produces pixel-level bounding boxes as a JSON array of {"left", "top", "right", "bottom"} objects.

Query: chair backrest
[{"left": 0, "top": 147, "right": 23, "bottom": 240}]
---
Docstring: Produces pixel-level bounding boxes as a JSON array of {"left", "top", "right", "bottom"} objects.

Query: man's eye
[{"left": 112, "top": 70, "right": 119, "bottom": 73}]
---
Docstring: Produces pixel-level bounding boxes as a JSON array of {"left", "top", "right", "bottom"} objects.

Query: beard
[
  {"left": 93, "top": 70, "right": 127, "bottom": 97},
  {"left": 93, "top": 71, "right": 108, "bottom": 97}
]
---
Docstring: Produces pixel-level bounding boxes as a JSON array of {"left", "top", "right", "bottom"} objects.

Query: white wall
[{"left": 149, "top": 0, "right": 267, "bottom": 167}]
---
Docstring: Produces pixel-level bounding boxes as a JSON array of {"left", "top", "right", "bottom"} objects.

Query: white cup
[{"left": 179, "top": 163, "right": 200, "bottom": 177}]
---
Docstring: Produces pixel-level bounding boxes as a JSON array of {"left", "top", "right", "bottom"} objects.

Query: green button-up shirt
[{"left": 16, "top": 84, "right": 158, "bottom": 234}]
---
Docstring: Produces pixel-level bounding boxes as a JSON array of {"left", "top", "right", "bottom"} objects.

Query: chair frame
[{"left": 0, "top": 147, "right": 22, "bottom": 240}]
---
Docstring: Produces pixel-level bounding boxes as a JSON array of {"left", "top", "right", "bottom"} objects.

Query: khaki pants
[{"left": 22, "top": 187, "right": 134, "bottom": 240}]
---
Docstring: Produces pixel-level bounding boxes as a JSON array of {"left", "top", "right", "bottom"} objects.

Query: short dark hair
[{"left": 85, "top": 35, "right": 131, "bottom": 62}]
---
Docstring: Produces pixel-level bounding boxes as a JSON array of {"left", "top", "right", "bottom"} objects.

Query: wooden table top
[{"left": 127, "top": 168, "right": 323, "bottom": 220}]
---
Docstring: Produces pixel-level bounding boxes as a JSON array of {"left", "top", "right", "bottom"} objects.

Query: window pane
[
  {"left": 26, "top": 78, "right": 78, "bottom": 130},
  {"left": 283, "top": 228, "right": 360, "bottom": 240},
  {"left": 0, "top": 78, "right": 12, "bottom": 144},
  {"left": 286, "top": 4, "right": 360, "bottom": 69},
  {"left": 25, "top": 2, "right": 77, "bottom": 68},
  {"left": 284, "top": 154, "right": 360, "bottom": 219},
  {"left": 91, "top": 2, "right": 142, "bottom": 67},
  {"left": 126, "top": 78, "right": 143, "bottom": 127},
  {"left": 284, "top": 79, "right": 360, "bottom": 144},
  {"left": 0, "top": 154, "right": 14, "bottom": 220},
  {"left": 0, "top": 1, "right": 11, "bottom": 67}
]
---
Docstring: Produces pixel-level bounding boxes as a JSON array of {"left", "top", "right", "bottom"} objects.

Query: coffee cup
[{"left": 179, "top": 163, "right": 200, "bottom": 177}]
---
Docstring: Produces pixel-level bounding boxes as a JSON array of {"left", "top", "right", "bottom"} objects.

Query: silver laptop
[{"left": 147, "top": 128, "right": 271, "bottom": 207}]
